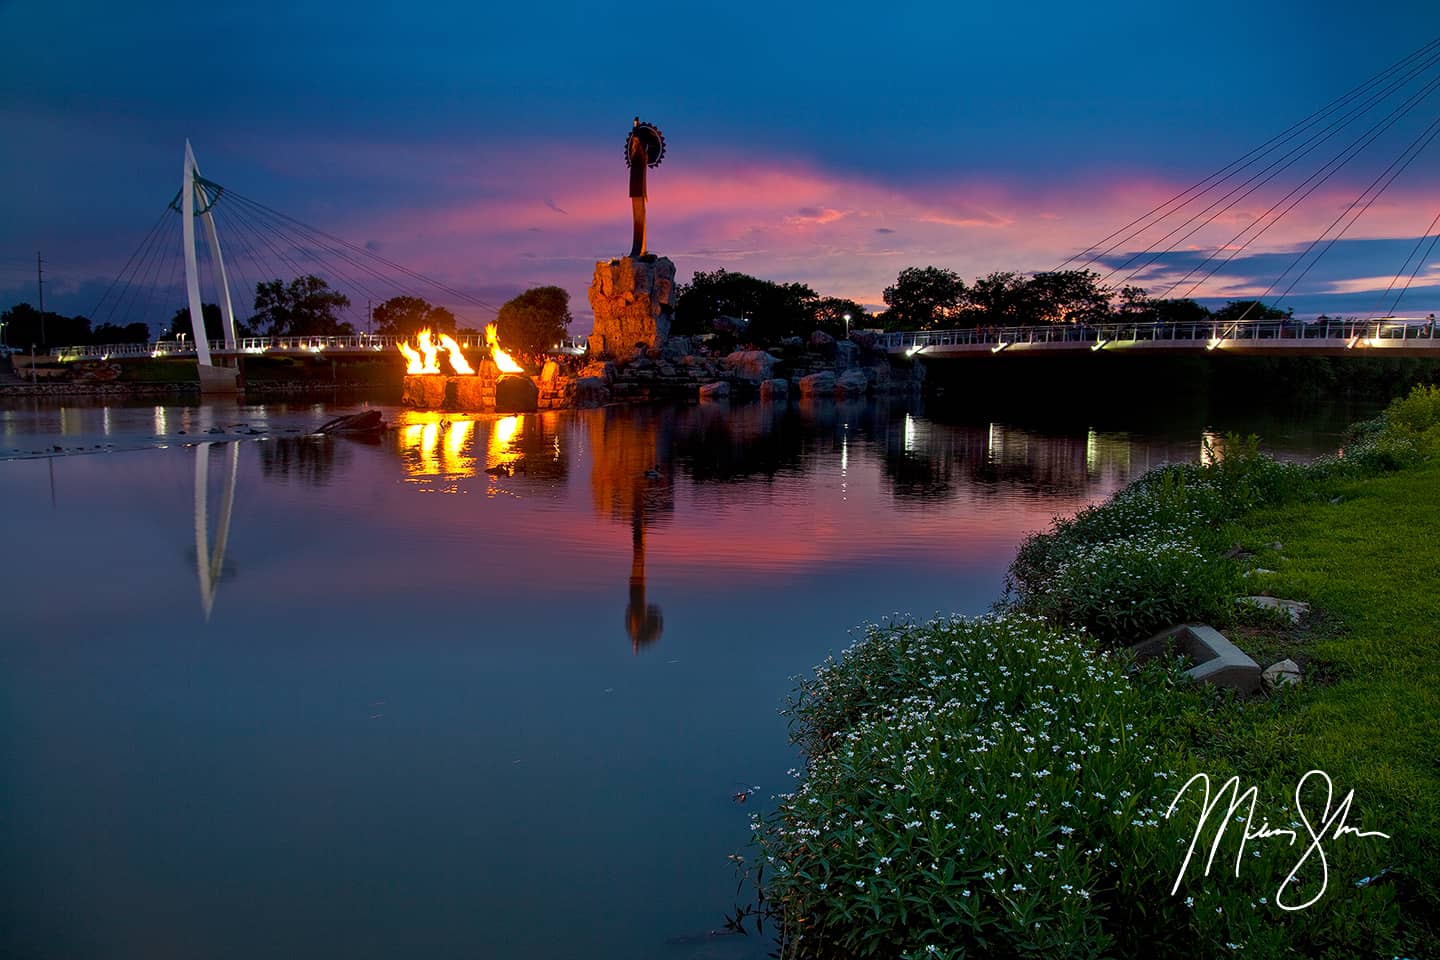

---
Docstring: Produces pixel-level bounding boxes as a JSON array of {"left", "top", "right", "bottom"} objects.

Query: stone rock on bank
[{"left": 724, "top": 350, "right": 777, "bottom": 382}]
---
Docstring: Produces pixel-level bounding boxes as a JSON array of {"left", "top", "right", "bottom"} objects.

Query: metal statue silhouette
[{"left": 625, "top": 118, "right": 666, "bottom": 257}]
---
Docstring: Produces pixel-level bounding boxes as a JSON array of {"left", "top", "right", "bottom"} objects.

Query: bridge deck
[{"left": 878, "top": 317, "right": 1440, "bottom": 359}]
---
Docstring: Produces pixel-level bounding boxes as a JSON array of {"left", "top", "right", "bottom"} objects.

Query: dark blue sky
[{"left": 3, "top": 0, "right": 1439, "bottom": 329}]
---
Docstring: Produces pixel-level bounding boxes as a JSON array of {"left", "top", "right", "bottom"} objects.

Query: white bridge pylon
[{"left": 180, "top": 139, "right": 238, "bottom": 367}]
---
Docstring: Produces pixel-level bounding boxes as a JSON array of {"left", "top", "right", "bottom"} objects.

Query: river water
[{"left": 0, "top": 394, "right": 1371, "bottom": 960}]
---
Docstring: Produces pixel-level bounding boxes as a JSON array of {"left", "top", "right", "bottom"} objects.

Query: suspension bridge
[{"left": 878, "top": 316, "right": 1438, "bottom": 359}]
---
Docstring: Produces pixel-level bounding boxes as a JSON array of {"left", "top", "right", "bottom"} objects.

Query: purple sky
[{"left": 3, "top": 1, "right": 1440, "bottom": 334}]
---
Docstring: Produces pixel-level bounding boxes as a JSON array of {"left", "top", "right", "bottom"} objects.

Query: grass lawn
[{"left": 1223, "top": 457, "right": 1440, "bottom": 948}]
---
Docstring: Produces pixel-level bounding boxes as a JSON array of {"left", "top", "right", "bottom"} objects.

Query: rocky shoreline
[{"left": 401, "top": 332, "right": 921, "bottom": 413}]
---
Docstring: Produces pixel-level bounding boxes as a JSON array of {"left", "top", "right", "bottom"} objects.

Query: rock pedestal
[{"left": 587, "top": 255, "right": 675, "bottom": 357}]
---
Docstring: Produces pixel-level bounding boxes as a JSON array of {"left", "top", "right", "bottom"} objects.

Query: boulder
[
  {"left": 573, "top": 376, "right": 609, "bottom": 408},
  {"left": 1238, "top": 596, "right": 1310, "bottom": 624},
  {"left": 836, "top": 369, "right": 869, "bottom": 396},
  {"left": 661, "top": 336, "right": 693, "bottom": 361},
  {"left": 1262, "top": 658, "right": 1302, "bottom": 689},
  {"left": 454, "top": 377, "right": 488, "bottom": 410},
  {"left": 698, "top": 381, "right": 730, "bottom": 401},
  {"left": 577, "top": 360, "right": 618, "bottom": 384},
  {"left": 724, "top": 349, "right": 777, "bottom": 382},
  {"left": 403, "top": 374, "right": 448, "bottom": 409},
  {"left": 835, "top": 340, "right": 859, "bottom": 371},
  {"left": 540, "top": 359, "right": 560, "bottom": 382},
  {"left": 760, "top": 378, "right": 789, "bottom": 400},
  {"left": 798, "top": 371, "right": 836, "bottom": 396},
  {"left": 809, "top": 330, "right": 836, "bottom": 349},
  {"left": 495, "top": 374, "right": 539, "bottom": 413},
  {"left": 711, "top": 315, "right": 748, "bottom": 337},
  {"left": 849, "top": 330, "right": 879, "bottom": 352}
]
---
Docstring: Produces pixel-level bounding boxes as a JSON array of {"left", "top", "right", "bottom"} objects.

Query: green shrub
[
  {"left": 1385, "top": 383, "right": 1440, "bottom": 433},
  {"left": 1028, "top": 535, "right": 1240, "bottom": 647}
]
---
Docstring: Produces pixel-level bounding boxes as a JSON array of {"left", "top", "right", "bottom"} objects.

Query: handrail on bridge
[
  {"left": 876, "top": 316, "right": 1438, "bottom": 351},
  {"left": 50, "top": 334, "right": 592, "bottom": 361}
]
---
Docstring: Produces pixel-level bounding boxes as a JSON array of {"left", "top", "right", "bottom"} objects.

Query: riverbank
[{"left": 755, "top": 386, "right": 1440, "bottom": 958}]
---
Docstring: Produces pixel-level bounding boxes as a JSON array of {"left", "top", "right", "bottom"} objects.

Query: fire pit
[{"left": 399, "top": 325, "right": 538, "bottom": 413}]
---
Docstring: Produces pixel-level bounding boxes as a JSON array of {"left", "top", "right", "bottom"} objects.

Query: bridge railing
[
  {"left": 52, "top": 334, "right": 593, "bottom": 361},
  {"left": 877, "top": 317, "right": 1437, "bottom": 351}
]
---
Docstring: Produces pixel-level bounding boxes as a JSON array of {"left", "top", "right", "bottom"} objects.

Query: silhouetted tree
[
  {"left": 1152, "top": 298, "right": 1211, "bottom": 325},
  {"left": 252, "top": 276, "right": 353, "bottom": 336},
  {"left": 1212, "top": 300, "right": 1290, "bottom": 324},
  {"left": 882, "top": 266, "right": 966, "bottom": 329},
  {"left": 964, "top": 271, "right": 1030, "bottom": 326},
  {"left": 91, "top": 321, "right": 152, "bottom": 344},
  {"left": 496, "top": 286, "right": 571, "bottom": 357},
  {"left": 1027, "top": 270, "right": 1113, "bottom": 324},
  {"left": 0, "top": 302, "right": 90, "bottom": 350},
  {"left": 811, "top": 297, "right": 870, "bottom": 337},
  {"left": 372, "top": 295, "right": 457, "bottom": 338},
  {"left": 673, "top": 269, "right": 817, "bottom": 341}
]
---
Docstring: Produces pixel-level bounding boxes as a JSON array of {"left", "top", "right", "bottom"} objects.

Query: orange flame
[
  {"left": 397, "top": 340, "right": 428, "bottom": 374},
  {"left": 397, "top": 330, "right": 441, "bottom": 373},
  {"left": 486, "top": 324, "right": 525, "bottom": 374},
  {"left": 398, "top": 326, "right": 524, "bottom": 376},
  {"left": 438, "top": 333, "right": 474, "bottom": 374},
  {"left": 418, "top": 330, "right": 441, "bottom": 373}
]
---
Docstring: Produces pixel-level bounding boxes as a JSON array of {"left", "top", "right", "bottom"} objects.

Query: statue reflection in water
[
  {"left": 588, "top": 408, "right": 673, "bottom": 653},
  {"left": 626, "top": 501, "right": 663, "bottom": 653}
]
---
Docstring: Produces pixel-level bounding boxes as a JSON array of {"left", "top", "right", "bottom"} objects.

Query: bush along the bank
[{"left": 754, "top": 615, "right": 1403, "bottom": 959}]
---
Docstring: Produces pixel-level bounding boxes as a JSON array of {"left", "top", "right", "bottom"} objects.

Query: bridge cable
[
  {"left": 127, "top": 213, "right": 182, "bottom": 333},
  {"left": 221, "top": 192, "right": 496, "bottom": 328},
  {"left": 216, "top": 187, "right": 503, "bottom": 315},
  {"left": 1105, "top": 51, "right": 1440, "bottom": 290},
  {"left": 104, "top": 207, "right": 177, "bottom": 331},
  {"left": 1057, "top": 35, "right": 1440, "bottom": 273},
  {"left": 1165, "top": 77, "right": 1440, "bottom": 303},
  {"left": 88, "top": 202, "right": 174, "bottom": 323},
  {"left": 213, "top": 200, "right": 354, "bottom": 334},
  {"left": 222, "top": 194, "right": 457, "bottom": 325},
  {"left": 1264, "top": 117, "right": 1440, "bottom": 313},
  {"left": 222, "top": 191, "right": 497, "bottom": 321},
  {"left": 1373, "top": 207, "right": 1440, "bottom": 318},
  {"left": 209, "top": 202, "right": 293, "bottom": 326}
]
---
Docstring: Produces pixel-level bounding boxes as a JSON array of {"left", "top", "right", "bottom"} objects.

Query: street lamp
[{"left": 844, "top": 313, "right": 852, "bottom": 338}]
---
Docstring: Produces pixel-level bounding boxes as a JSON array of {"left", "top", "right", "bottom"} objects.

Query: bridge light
[
  {"left": 991, "top": 341, "right": 1010, "bottom": 353},
  {"left": 1206, "top": 338, "right": 1221, "bottom": 350},
  {"left": 1090, "top": 339, "right": 1108, "bottom": 351}
]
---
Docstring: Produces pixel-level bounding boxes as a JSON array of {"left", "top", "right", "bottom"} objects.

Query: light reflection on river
[{"left": 0, "top": 395, "right": 1367, "bottom": 959}]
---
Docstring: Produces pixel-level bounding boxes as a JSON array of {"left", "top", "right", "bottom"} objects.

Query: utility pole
[
  {"left": 36, "top": 252, "right": 45, "bottom": 349},
  {"left": 367, "top": 299, "right": 372, "bottom": 336}
]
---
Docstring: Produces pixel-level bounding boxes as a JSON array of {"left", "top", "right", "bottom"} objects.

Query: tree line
[
  {"left": 1, "top": 275, "right": 574, "bottom": 357},
  {"left": 673, "top": 265, "right": 1292, "bottom": 341}
]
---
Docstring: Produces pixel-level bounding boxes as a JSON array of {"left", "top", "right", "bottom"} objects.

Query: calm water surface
[{"left": 0, "top": 394, "right": 1370, "bottom": 959}]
